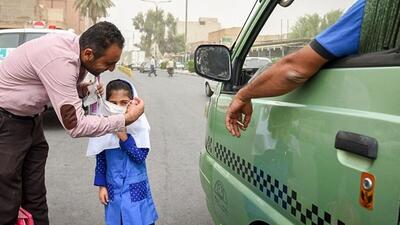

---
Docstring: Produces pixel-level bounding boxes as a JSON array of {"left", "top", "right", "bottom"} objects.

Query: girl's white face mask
[{"left": 103, "top": 100, "right": 127, "bottom": 115}]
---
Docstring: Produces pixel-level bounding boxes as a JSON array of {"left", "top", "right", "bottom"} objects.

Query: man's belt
[{"left": 0, "top": 107, "right": 39, "bottom": 120}]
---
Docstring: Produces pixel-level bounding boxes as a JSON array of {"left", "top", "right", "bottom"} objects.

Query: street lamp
[{"left": 141, "top": 0, "right": 172, "bottom": 60}]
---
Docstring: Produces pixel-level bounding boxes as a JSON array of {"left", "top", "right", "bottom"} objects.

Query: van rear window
[
  {"left": 25, "top": 33, "right": 47, "bottom": 42},
  {"left": 0, "top": 33, "right": 20, "bottom": 48}
]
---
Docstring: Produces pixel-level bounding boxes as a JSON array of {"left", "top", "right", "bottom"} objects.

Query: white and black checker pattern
[{"left": 213, "top": 140, "right": 346, "bottom": 225}]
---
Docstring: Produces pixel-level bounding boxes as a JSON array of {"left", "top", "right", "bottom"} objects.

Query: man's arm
[
  {"left": 238, "top": 45, "right": 327, "bottom": 101},
  {"left": 38, "top": 58, "right": 143, "bottom": 138},
  {"left": 226, "top": 45, "right": 328, "bottom": 137},
  {"left": 226, "top": 0, "right": 366, "bottom": 137}
]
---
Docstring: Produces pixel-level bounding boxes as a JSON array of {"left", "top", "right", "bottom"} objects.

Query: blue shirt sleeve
[
  {"left": 311, "top": 0, "right": 366, "bottom": 60},
  {"left": 119, "top": 134, "right": 150, "bottom": 163},
  {"left": 94, "top": 151, "right": 107, "bottom": 187}
]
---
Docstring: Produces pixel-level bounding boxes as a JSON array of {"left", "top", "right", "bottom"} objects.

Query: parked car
[
  {"left": 0, "top": 28, "right": 73, "bottom": 64},
  {"left": 204, "top": 57, "right": 271, "bottom": 97},
  {"left": 139, "top": 61, "right": 151, "bottom": 73},
  {"left": 128, "top": 63, "right": 142, "bottom": 70},
  {"left": 195, "top": 0, "right": 400, "bottom": 225},
  {"left": 175, "top": 61, "right": 185, "bottom": 70},
  {"left": 243, "top": 56, "right": 272, "bottom": 70}
]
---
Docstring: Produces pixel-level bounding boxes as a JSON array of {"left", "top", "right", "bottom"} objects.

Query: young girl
[{"left": 87, "top": 79, "right": 158, "bottom": 225}]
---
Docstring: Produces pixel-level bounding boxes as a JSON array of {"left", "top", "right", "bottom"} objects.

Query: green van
[{"left": 195, "top": 0, "right": 400, "bottom": 224}]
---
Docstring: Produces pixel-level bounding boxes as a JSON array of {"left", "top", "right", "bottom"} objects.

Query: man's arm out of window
[{"left": 237, "top": 45, "right": 328, "bottom": 101}]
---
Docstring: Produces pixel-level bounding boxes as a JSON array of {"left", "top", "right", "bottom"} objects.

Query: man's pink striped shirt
[{"left": 0, "top": 33, "right": 125, "bottom": 137}]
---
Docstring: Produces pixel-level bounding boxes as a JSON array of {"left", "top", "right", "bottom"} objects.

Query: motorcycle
[{"left": 167, "top": 67, "right": 174, "bottom": 77}]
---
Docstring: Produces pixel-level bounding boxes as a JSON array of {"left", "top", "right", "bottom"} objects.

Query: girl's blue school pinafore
[{"left": 95, "top": 135, "right": 158, "bottom": 225}]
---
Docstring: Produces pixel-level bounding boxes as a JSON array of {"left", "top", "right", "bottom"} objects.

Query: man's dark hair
[
  {"left": 79, "top": 21, "right": 125, "bottom": 59},
  {"left": 106, "top": 79, "right": 133, "bottom": 100}
]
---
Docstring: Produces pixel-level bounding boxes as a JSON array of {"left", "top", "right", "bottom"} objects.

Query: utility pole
[
  {"left": 287, "top": 19, "right": 289, "bottom": 39},
  {"left": 184, "top": 0, "right": 188, "bottom": 63}
]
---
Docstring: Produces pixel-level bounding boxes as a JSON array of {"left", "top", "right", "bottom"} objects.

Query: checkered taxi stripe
[{"left": 208, "top": 138, "right": 346, "bottom": 225}]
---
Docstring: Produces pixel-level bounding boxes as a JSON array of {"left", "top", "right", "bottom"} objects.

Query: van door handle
[{"left": 334, "top": 131, "right": 378, "bottom": 160}]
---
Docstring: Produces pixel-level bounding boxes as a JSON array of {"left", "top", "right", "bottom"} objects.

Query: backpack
[{"left": 15, "top": 208, "right": 34, "bottom": 225}]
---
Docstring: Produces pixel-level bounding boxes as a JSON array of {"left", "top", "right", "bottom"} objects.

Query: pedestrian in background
[
  {"left": 148, "top": 56, "right": 157, "bottom": 77},
  {"left": 166, "top": 58, "right": 174, "bottom": 77}
]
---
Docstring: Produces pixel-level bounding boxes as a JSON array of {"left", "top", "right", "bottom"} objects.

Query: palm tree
[{"left": 74, "top": 0, "right": 115, "bottom": 25}]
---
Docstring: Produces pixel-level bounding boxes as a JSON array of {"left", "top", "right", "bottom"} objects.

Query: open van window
[{"left": 237, "top": 0, "right": 354, "bottom": 86}]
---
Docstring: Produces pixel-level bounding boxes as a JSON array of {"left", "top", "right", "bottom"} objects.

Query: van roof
[{"left": 0, "top": 28, "right": 73, "bottom": 34}]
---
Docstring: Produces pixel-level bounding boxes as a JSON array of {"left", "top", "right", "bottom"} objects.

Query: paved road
[{"left": 44, "top": 70, "right": 213, "bottom": 225}]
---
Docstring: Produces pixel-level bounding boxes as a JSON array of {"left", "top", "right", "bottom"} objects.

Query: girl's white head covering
[{"left": 86, "top": 78, "right": 150, "bottom": 157}]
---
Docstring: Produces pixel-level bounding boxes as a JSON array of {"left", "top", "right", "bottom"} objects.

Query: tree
[
  {"left": 320, "top": 10, "right": 343, "bottom": 31},
  {"left": 133, "top": 9, "right": 185, "bottom": 57},
  {"left": 74, "top": 0, "right": 114, "bottom": 24},
  {"left": 290, "top": 9, "right": 343, "bottom": 39}
]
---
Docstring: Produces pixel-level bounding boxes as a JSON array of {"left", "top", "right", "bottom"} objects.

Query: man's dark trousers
[{"left": 0, "top": 111, "right": 49, "bottom": 225}]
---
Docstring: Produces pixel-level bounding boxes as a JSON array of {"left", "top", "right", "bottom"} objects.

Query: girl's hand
[
  {"left": 117, "top": 127, "right": 128, "bottom": 141},
  {"left": 99, "top": 186, "right": 109, "bottom": 205}
]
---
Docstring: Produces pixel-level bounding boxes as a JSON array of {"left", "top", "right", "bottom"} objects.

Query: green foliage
[
  {"left": 160, "top": 61, "right": 167, "bottom": 69},
  {"left": 133, "top": 9, "right": 185, "bottom": 57},
  {"left": 320, "top": 10, "right": 343, "bottom": 31},
  {"left": 187, "top": 60, "right": 194, "bottom": 73},
  {"left": 290, "top": 9, "right": 343, "bottom": 39},
  {"left": 74, "top": 0, "right": 114, "bottom": 24}
]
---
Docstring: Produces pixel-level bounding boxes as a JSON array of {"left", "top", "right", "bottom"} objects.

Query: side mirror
[
  {"left": 194, "top": 45, "right": 232, "bottom": 82},
  {"left": 279, "top": 0, "right": 294, "bottom": 7}
]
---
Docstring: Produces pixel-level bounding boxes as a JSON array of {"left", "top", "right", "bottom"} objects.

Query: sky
[{"left": 106, "top": 0, "right": 355, "bottom": 48}]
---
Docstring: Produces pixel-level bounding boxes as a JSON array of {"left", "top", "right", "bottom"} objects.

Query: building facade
[
  {"left": 208, "top": 27, "right": 241, "bottom": 47},
  {"left": 0, "top": 0, "right": 37, "bottom": 29},
  {"left": 38, "top": 0, "right": 87, "bottom": 33},
  {"left": 0, "top": 0, "right": 87, "bottom": 33},
  {"left": 177, "top": 17, "right": 221, "bottom": 44}
]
